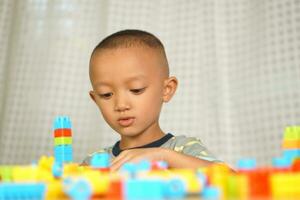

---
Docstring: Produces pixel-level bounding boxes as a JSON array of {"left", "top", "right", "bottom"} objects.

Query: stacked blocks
[
  {"left": 53, "top": 116, "right": 73, "bottom": 164},
  {"left": 282, "top": 126, "right": 300, "bottom": 162}
]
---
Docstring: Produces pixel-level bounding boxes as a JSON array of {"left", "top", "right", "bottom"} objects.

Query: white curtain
[{"left": 0, "top": 0, "right": 299, "bottom": 167}]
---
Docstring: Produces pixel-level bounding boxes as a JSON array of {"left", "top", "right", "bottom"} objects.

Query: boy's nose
[{"left": 114, "top": 94, "right": 130, "bottom": 112}]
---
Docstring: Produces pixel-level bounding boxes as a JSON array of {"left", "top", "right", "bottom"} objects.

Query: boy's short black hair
[
  {"left": 91, "top": 29, "right": 166, "bottom": 55},
  {"left": 90, "top": 29, "right": 169, "bottom": 76}
]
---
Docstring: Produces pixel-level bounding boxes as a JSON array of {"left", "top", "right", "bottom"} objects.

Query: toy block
[
  {"left": 271, "top": 172, "right": 300, "bottom": 199},
  {"left": 151, "top": 160, "right": 168, "bottom": 170},
  {"left": 282, "top": 139, "right": 300, "bottom": 149},
  {"left": 165, "top": 178, "right": 186, "bottom": 198},
  {"left": 236, "top": 158, "right": 256, "bottom": 170},
  {"left": 54, "top": 137, "right": 72, "bottom": 145},
  {"left": 284, "top": 126, "right": 300, "bottom": 140},
  {"left": 170, "top": 169, "right": 203, "bottom": 194},
  {"left": 53, "top": 116, "right": 72, "bottom": 129},
  {"left": 81, "top": 170, "right": 110, "bottom": 195},
  {"left": 63, "top": 178, "right": 92, "bottom": 200},
  {"left": 272, "top": 157, "right": 292, "bottom": 169},
  {"left": 45, "top": 179, "right": 66, "bottom": 199},
  {"left": 292, "top": 158, "right": 300, "bottom": 171},
  {"left": 0, "top": 183, "right": 46, "bottom": 199},
  {"left": 201, "top": 186, "right": 220, "bottom": 200},
  {"left": 54, "top": 128, "right": 72, "bottom": 137},
  {"left": 52, "top": 162, "right": 63, "bottom": 178},
  {"left": 283, "top": 149, "right": 300, "bottom": 161},
  {"left": 226, "top": 174, "right": 248, "bottom": 200},
  {"left": 90, "top": 153, "right": 111, "bottom": 169},
  {"left": 124, "top": 178, "right": 165, "bottom": 200},
  {"left": 246, "top": 168, "right": 270, "bottom": 198},
  {"left": 0, "top": 166, "right": 13, "bottom": 182},
  {"left": 12, "top": 166, "right": 38, "bottom": 181},
  {"left": 107, "top": 178, "right": 123, "bottom": 199}
]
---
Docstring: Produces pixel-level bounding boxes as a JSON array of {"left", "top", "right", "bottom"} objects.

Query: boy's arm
[{"left": 110, "top": 147, "right": 217, "bottom": 171}]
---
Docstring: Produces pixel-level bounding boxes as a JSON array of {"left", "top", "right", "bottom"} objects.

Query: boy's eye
[
  {"left": 130, "top": 87, "right": 146, "bottom": 94},
  {"left": 98, "top": 93, "right": 113, "bottom": 99}
]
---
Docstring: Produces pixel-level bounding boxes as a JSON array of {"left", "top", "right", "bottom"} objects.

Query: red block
[
  {"left": 54, "top": 128, "right": 72, "bottom": 137},
  {"left": 240, "top": 168, "right": 270, "bottom": 198},
  {"left": 107, "top": 179, "right": 123, "bottom": 200},
  {"left": 292, "top": 158, "right": 300, "bottom": 171}
]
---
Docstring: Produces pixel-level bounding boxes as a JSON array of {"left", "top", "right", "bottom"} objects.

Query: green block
[
  {"left": 0, "top": 166, "right": 13, "bottom": 182},
  {"left": 54, "top": 137, "right": 72, "bottom": 145},
  {"left": 284, "top": 126, "right": 300, "bottom": 140}
]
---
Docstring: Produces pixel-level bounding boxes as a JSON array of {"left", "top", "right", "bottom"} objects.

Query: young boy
[{"left": 83, "top": 29, "right": 222, "bottom": 171}]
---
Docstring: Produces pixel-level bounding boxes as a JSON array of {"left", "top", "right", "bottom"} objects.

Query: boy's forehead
[{"left": 90, "top": 47, "right": 168, "bottom": 77}]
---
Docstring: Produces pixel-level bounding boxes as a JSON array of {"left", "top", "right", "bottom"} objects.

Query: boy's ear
[
  {"left": 162, "top": 76, "right": 178, "bottom": 102},
  {"left": 89, "top": 91, "right": 96, "bottom": 102}
]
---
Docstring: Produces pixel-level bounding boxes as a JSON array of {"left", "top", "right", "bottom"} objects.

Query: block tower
[
  {"left": 282, "top": 126, "right": 300, "bottom": 162},
  {"left": 53, "top": 116, "right": 73, "bottom": 164}
]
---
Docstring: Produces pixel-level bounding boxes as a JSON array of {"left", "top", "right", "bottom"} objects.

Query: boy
[{"left": 83, "top": 29, "right": 221, "bottom": 171}]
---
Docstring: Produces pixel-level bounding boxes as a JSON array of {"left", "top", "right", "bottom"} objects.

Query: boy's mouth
[{"left": 118, "top": 117, "right": 135, "bottom": 127}]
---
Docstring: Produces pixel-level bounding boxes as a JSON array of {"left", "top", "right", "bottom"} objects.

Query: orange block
[
  {"left": 282, "top": 140, "right": 300, "bottom": 149},
  {"left": 54, "top": 128, "right": 72, "bottom": 137}
]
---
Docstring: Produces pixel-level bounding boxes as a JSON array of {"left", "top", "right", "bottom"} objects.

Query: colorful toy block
[
  {"left": 53, "top": 116, "right": 73, "bottom": 164},
  {"left": 90, "top": 153, "right": 111, "bottom": 169},
  {"left": 1, "top": 117, "right": 300, "bottom": 200},
  {"left": 0, "top": 183, "right": 46, "bottom": 200}
]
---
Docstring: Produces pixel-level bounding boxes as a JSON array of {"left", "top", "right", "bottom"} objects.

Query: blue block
[
  {"left": 54, "top": 116, "right": 72, "bottom": 129},
  {"left": 125, "top": 179, "right": 165, "bottom": 200},
  {"left": 91, "top": 153, "right": 111, "bottom": 168},
  {"left": 283, "top": 149, "right": 300, "bottom": 160},
  {"left": 165, "top": 179, "right": 186, "bottom": 198},
  {"left": 54, "top": 145, "right": 73, "bottom": 154},
  {"left": 55, "top": 153, "right": 73, "bottom": 163},
  {"left": 136, "top": 160, "right": 151, "bottom": 171},
  {"left": 0, "top": 183, "right": 46, "bottom": 199},
  {"left": 63, "top": 178, "right": 92, "bottom": 200},
  {"left": 236, "top": 158, "right": 256, "bottom": 170},
  {"left": 202, "top": 186, "right": 220, "bottom": 199},
  {"left": 272, "top": 156, "right": 292, "bottom": 168},
  {"left": 52, "top": 162, "right": 63, "bottom": 177}
]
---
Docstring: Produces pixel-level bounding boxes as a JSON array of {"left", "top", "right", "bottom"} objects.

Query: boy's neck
[{"left": 119, "top": 125, "right": 165, "bottom": 150}]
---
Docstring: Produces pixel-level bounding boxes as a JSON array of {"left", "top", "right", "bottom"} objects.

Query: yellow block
[
  {"left": 54, "top": 137, "right": 72, "bottom": 145},
  {"left": 226, "top": 174, "right": 248, "bottom": 200},
  {"left": 271, "top": 172, "right": 300, "bottom": 199},
  {"left": 45, "top": 179, "right": 67, "bottom": 200},
  {"left": 82, "top": 170, "right": 110, "bottom": 195}
]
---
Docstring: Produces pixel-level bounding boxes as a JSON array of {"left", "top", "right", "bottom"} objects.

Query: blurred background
[{"left": 0, "top": 0, "right": 299, "bottom": 167}]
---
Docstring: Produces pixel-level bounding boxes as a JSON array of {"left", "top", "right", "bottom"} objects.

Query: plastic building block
[
  {"left": 151, "top": 160, "right": 168, "bottom": 170},
  {"left": 107, "top": 179, "right": 123, "bottom": 199},
  {"left": 90, "top": 153, "right": 111, "bottom": 169},
  {"left": 164, "top": 178, "right": 186, "bottom": 198},
  {"left": 292, "top": 158, "right": 300, "bottom": 171},
  {"left": 236, "top": 158, "right": 256, "bottom": 170},
  {"left": 53, "top": 116, "right": 72, "bottom": 129},
  {"left": 54, "top": 145, "right": 73, "bottom": 163},
  {"left": 283, "top": 149, "right": 300, "bottom": 161},
  {"left": 271, "top": 172, "right": 300, "bottom": 199},
  {"left": 54, "top": 128, "right": 72, "bottom": 137},
  {"left": 54, "top": 137, "right": 72, "bottom": 145},
  {"left": 0, "top": 183, "right": 46, "bottom": 199},
  {"left": 52, "top": 162, "right": 63, "bottom": 178},
  {"left": 226, "top": 174, "right": 248, "bottom": 199},
  {"left": 124, "top": 178, "right": 165, "bottom": 200},
  {"left": 63, "top": 178, "right": 92, "bottom": 200},
  {"left": 272, "top": 157, "right": 292, "bottom": 168},
  {"left": 0, "top": 166, "right": 13, "bottom": 182},
  {"left": 202, "top": 186, "right": 220, "bottom": 199}
]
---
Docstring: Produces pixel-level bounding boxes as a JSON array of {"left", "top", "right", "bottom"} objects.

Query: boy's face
[{"left": 89, "top": 47, "right": 173, "bottom": 139}]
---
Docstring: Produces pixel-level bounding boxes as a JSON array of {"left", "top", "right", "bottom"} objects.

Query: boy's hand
[{"left": 110, "top": 147, "right": 166, "bottom": 171}]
